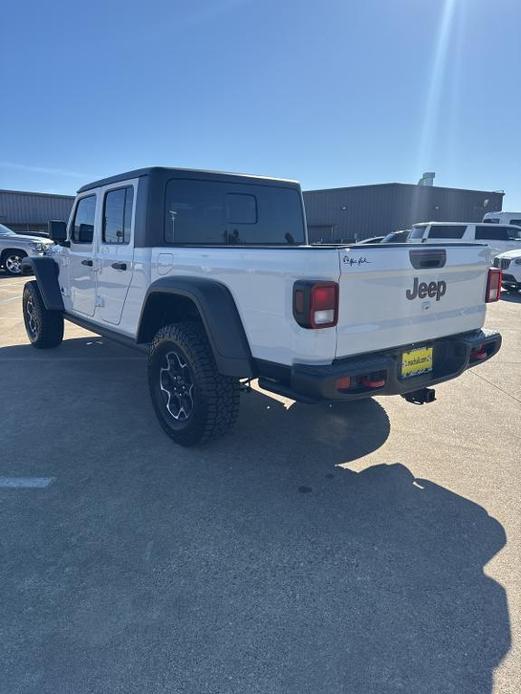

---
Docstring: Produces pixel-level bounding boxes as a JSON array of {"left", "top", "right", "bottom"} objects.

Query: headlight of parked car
[{"left": 30, "top": 241, "right": 47, "bottom": 253}]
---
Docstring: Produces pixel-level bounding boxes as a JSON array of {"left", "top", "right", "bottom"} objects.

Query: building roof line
[
  {"left": 0, "top": 188, "right": 74, "bottom": 199},
  {"left": 303, "top": 183, "right": 504, "bottom": 196}
]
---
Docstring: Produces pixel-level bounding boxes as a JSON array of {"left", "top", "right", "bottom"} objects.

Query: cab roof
[{"left": 77, "top": 166, "right": 299, "bottom": 194}]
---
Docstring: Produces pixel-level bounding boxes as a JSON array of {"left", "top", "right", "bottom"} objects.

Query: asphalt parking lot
[{"left": 1, "top": 273, "right": 520, "bottom": 694}]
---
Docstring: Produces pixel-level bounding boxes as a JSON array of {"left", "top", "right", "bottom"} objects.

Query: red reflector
[
  {"left": 486, "top": 268, "right": 502, "bottom": 303},
  {"left": 336, "top": 376, "right": 351, "bottom": 391},
  {"left": 360, "top": 376, "right": 386, "bottom": 389},
  {"left": 470, "top": 346, "right": 487, "bottom": 361}
]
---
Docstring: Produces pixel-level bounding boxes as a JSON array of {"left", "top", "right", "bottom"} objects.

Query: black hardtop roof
[{"left": 77, "top": 167, "right": 300, "bottom": 194}]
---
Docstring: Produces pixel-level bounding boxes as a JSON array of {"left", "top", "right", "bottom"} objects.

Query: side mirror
[
  {"left": 78, "top": 224, "right": 94, "bottom": 243},
  {"left": 48, "top": 220, "right": 67, "bottom": 243}
]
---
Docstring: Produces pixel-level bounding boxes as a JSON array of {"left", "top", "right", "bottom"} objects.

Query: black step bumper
[{"left": 260, "top": 329, "right": 502, "bottom": 403}]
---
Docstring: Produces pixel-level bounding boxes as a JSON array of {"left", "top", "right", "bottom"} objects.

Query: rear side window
[
  {"left": 103, "top": 186, "right": 134, "bottom": 244},
  {"left": 71, "top": 195, "right": 96, "bottom": 244},
  {"left": 509, "top": 219, "right": 521, "bottom": 227},
  {"left": 164, "top": 179, "right": 305, "bottom": 245},
  {"left": 428, "top": 225, "right": 466, "bottom": 239},
  {"left": 475, "top": 225, "right": 509, "bottom": 241}
]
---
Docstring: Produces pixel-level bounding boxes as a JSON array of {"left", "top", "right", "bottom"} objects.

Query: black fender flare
[
  {"left": 22, "top": 256, "right": 64, "bottom": 312},
  {"left": 137, "top": 276, "right": 254, "bottom": 378}
]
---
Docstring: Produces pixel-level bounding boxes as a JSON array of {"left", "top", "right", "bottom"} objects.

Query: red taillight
[
  {"left": 293, "top": 281, "right": 338, "bottom": 329},
  {"left": 310, "top": 283, "right": 338, "bottom": 328},
  {"left": 486, "top": 268, "right": 502, "bottom": 303}
]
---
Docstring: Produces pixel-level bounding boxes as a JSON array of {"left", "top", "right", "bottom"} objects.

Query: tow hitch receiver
[{"left": 401, "top": 387, "right": 436, "bottom": 405}]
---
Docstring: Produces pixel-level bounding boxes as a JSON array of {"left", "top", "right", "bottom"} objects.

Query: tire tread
[{"left": 148, "top": 321, "right": 240, "bottom": 445}]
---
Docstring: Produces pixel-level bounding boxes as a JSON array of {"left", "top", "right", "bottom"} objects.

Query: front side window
[
  {"left": 71, "top": 195, "right": 96, "bottom": 244},
  {"left": 103, "top": 186, "right": 134, "bottom": 244},
  {"left": 475, "top": 225, "right": 509, "bottom": 241},
  {"left": 428, "top": 225, "right": 466, "bottom": 240},
  {"left": 164, "top": 179, "right": 305, "bottom": 245},
  {"left": 509, "top": 219, "right": 521, "bottom": 228}
]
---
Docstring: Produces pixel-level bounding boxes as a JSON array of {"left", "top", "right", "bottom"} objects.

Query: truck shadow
[
  {"left": 0, "top": 337, "right": 511, "bottom": 693},
  {"left": 500, "top": 290, "right": 521, "bottom": 303}
]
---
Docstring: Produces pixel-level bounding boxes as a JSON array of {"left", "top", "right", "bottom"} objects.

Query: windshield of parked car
[
  {"left": 409, "top": 225, "right": 427, "bottom": 240},
  {"left": 0, "top": 224, "right": 16, "bottom": 237},
  {"left": 383, "top": 230, "right": 411, "bottom": 242}
]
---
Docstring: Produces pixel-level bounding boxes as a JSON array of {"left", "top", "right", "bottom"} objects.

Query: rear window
[
  {"left": 427, "top": 225, "right": 466, "bottom": 240},
  {"left": 164, "top": 179, "right": 305, "bottom": 245},
  {"left": 475, "top": 225, "right": 510, "bottom": 241}
]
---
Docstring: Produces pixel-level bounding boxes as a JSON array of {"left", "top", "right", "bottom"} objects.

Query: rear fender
[{"left": 137, "top": 277, "right": 254, "bottom": 378}]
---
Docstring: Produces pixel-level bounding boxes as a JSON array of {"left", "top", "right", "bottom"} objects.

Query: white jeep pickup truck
[{"left": 22, "top": 167, "right": 502, "bottom": 446}]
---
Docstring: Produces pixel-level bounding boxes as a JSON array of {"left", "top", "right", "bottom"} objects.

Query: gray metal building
[
  {"left": 0, "top": 189, "right": 74, "bottom": 234},
  {"left": 303, "top": 183, "right": 505, "bottom": 243}
]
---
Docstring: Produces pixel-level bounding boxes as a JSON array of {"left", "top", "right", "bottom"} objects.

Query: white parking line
[
  {"left": 0, "top": 477, "right": 55, "bottom": 488},
  {"left": 0, "top": 296, "right": 20, "bottom": 304}
]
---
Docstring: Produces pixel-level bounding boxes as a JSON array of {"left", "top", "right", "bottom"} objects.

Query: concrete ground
[{"left": 0, "top": 272, "right": 520, "bottom": 694}]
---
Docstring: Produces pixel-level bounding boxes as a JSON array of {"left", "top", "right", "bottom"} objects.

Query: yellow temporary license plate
[{"left": 401, "top": 346, "right": 433, "bottom": 379}]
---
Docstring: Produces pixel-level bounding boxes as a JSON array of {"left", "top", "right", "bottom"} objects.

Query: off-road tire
[
  {"left": 22, "top": 281, "right": 64, "bottom": 348},
  {"left": 2, "top": 249, "right": 27, "bottom": 276},
  {"left": 148, "top": 321, "right": 240, "bottom": 446}
]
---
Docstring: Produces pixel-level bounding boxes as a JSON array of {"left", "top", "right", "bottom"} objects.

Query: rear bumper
[{"left": 259, "top": 329, "right": 502, "bottom": 403}]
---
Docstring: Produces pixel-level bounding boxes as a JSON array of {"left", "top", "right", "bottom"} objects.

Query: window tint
[
  {"left": 475, "top": 225, "right": 509, "bottom": 241},
  {"left": 428, "top": 225, "right": 466, "bottom": 239},
  {"left": 509, "top": 219, "right": 521, "bottom": 227},
  {"left": 409, "top": 226, "right": 427, "bottom": 240},
  {"left": 165, "top": 179, "right": 305, "bottom": 245},
  {"left": 226, "top": 193, "right": 257, "bottom": 224},
  {"left": 483, "top": 218, "right": 499, "bottom": 224},
  {"left": 103, "top": 186, "right": 134, "bottom": 244},
  {"left": 71, "top": 195, "right": 96, "bottom": 244}
]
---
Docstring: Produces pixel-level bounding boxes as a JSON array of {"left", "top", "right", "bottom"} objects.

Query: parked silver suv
[{"left": 0, "top": 224, "right": 53, "bottom": 275}]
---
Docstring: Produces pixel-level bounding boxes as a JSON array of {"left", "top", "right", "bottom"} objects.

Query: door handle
[
  {"left": 111, "top": 262, "right": 127, "bottom": 271},
  {"left": 81, "top": 259, "right": 93, "bottom": 267}
]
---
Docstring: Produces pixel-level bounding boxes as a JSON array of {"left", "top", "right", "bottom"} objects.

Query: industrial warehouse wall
[
  {"left": 303, "top": 184, "right": 504, "bottom": 242},
  {"left": 0, "top": 190, "right": 74, "bottom": 233}
]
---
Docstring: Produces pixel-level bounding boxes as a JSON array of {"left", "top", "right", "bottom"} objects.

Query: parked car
[
  {"left": 356, "top": 236, "right": 385, "bottom": 244},
  {"left": 493, "top": 249, "right": 521, "bottom": 292},
  {"left": 408, "top": 222, "right": 521, "bottom": 261},
  {"left": 0, "top": 224, "right": 54, "bottom": 275},
  {"left": 483, "top": 211, "right": 521, "bottom": 227},
  {"left": 382, "top": 229, "right": 411, "bottom": 243},
  {"left": 23, "top": 167, "right": 502, "bottom": 446}
]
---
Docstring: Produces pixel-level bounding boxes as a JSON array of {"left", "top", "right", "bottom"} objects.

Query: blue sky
[{"left": 1, "top": 0, "right": 520, "bottom": 208}]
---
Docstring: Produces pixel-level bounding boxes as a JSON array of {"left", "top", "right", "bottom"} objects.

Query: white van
[
  {"left": 409, "top": 222, "right": 521, "bottom": 261},
  {"left": 483, "top": 211, "right": 521, "bottom": 227}
]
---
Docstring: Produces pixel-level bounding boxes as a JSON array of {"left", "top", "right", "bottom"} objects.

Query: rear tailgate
[{"left": 335, "top": 244, "right": 491, "bottom": 359}]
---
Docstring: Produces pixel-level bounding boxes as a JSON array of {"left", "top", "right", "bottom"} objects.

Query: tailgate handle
[{"left": 409, "top": 249, "right": 446, "bottom": 269}]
